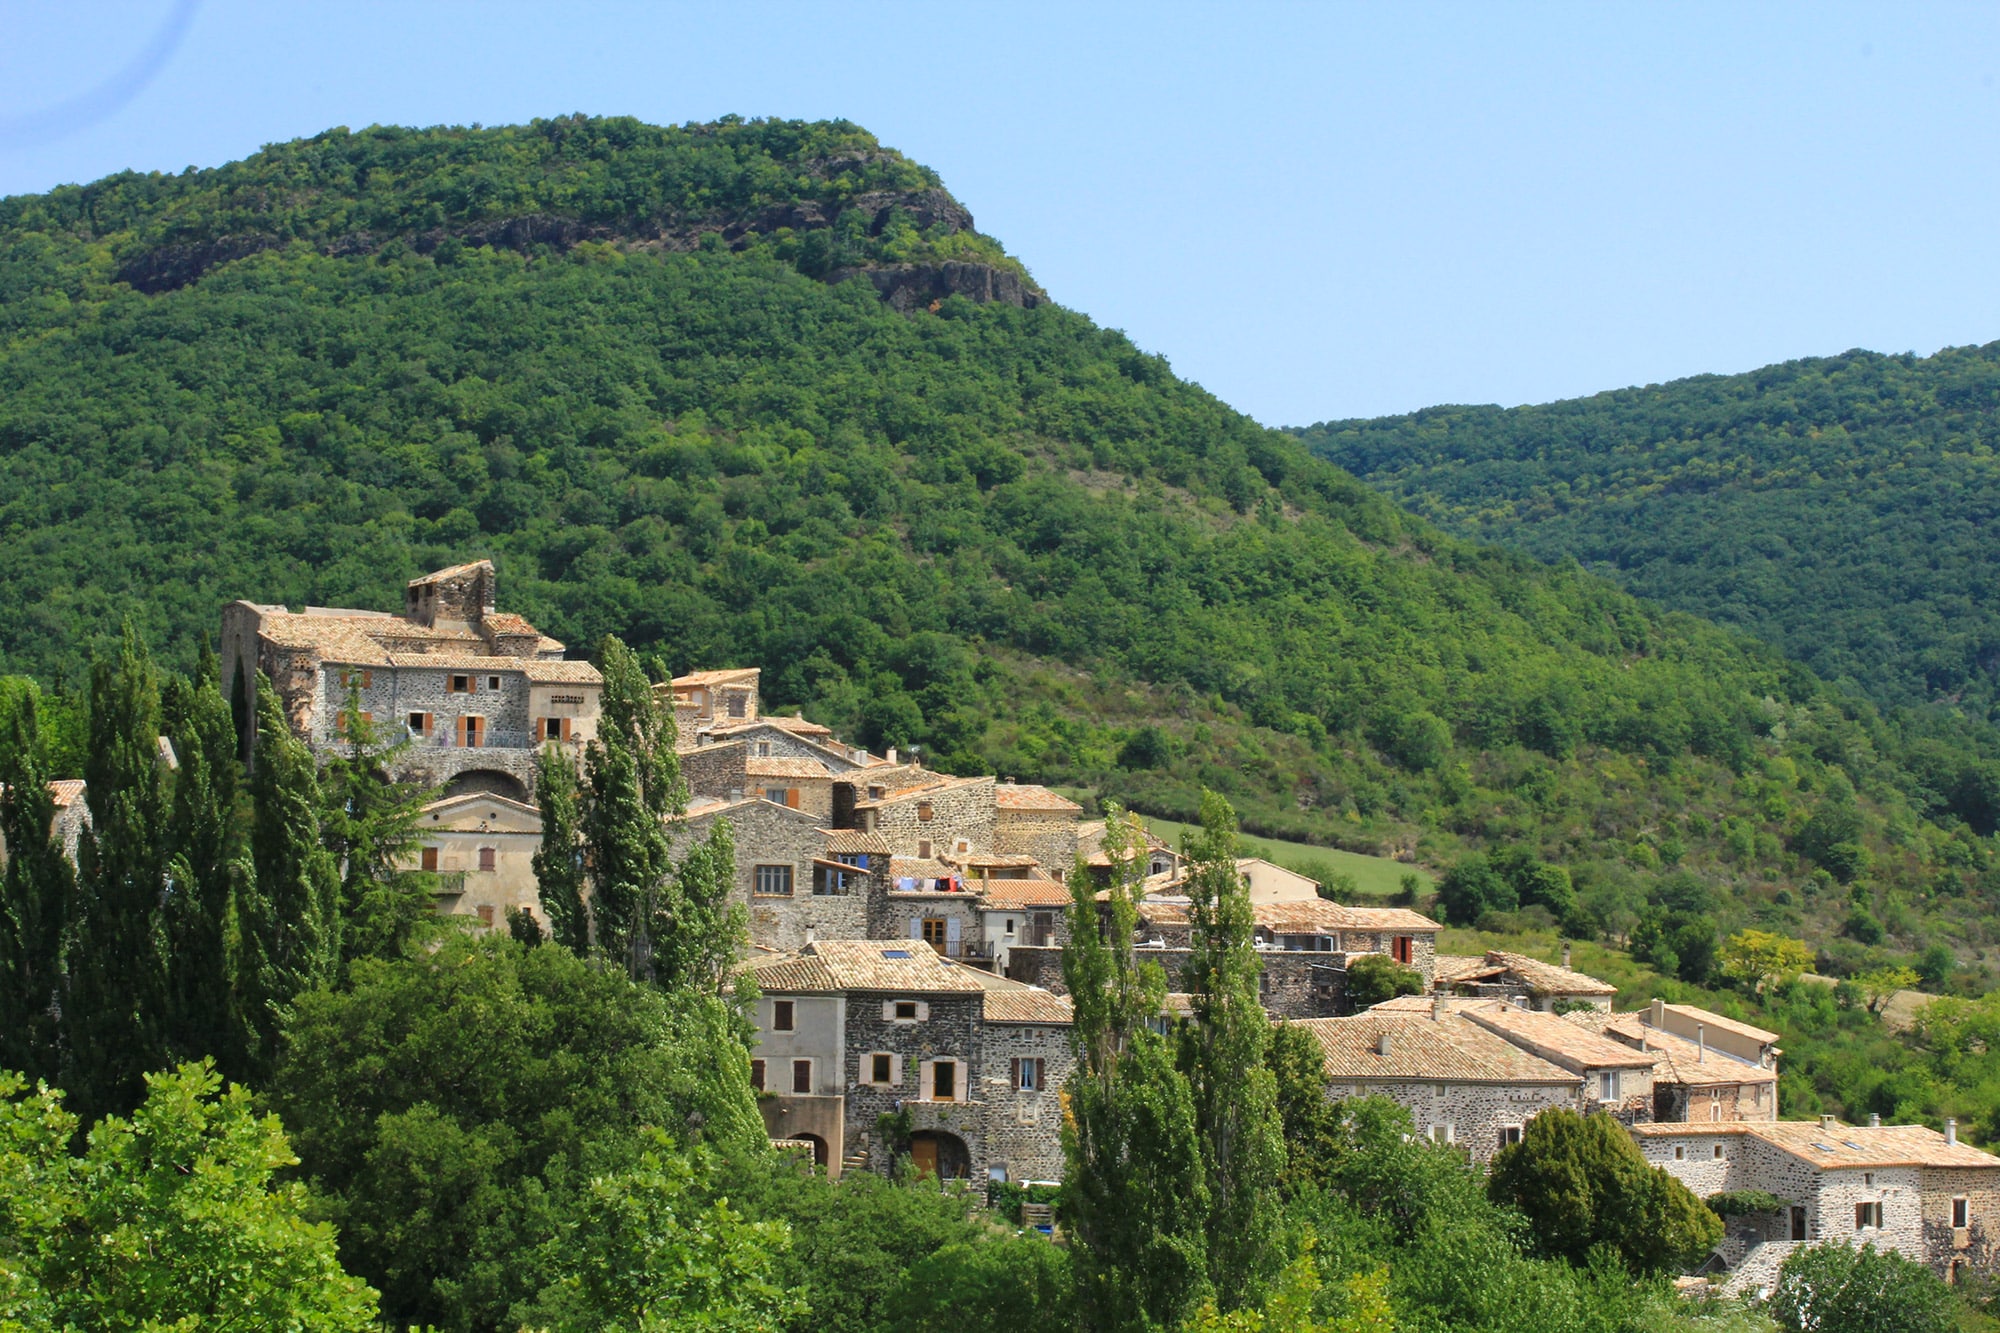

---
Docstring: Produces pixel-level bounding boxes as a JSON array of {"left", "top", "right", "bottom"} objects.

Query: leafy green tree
[
  {"left": 65, "top": 625, "right": 170, "bottom": 1123},
  {"left": 266, "top": 932, "right": 763, "bottom": 1332},
  {"left": 0, "top": 684, "right": 71, "bottom": 1087},
  {"left": 1344, "top": 953, "right": 1423, "bottom": 1009},
  {"left": 1180, "top": 791, "right": 1286, "bottom": 1311},
  {"left": 883, "top": 1236, "right": 1071, "bottom": 1333},
  {"left": 1390, "top": 710, "right": 1453, "bottom": 772},
  {"left": 531, "top": 740, "right": 589, "bottom": 952},
  {"left": 511, "top": 1133, "right": 804, "bottom": 1333},
  {"left": 0, "top": 1062, "right": 380, "bottom": 1331},
  {"left": 1487, "top": 1107, "right": 1721, "bottom": 1274},
  {"left": 1435, "top": 855, "right": 1516, "bottom": 926},
  {"left": 159, "top": 671, "right": 248, "bottom": 1074},
  {"left": 1062, "top": 802, "right": 1211, "bottom": 1331},
  {"left": 1718, "top": 929, "right": 1813, "bottom": 993},
  {"left": 240, "top": 683, "right": 342, "bottom": 1072},
  {"left": 1768, "top": 1241, "right": 1955, "bottom": 1333},
  {"left": 583, "top": 635, "right": 680, "bottom": 982},
  {"left": 318, "top": 693, "right": 434, "bottom": 967},
  {"left": 1267, "top": 1022, "right": 1343, "bottom": 1195}
]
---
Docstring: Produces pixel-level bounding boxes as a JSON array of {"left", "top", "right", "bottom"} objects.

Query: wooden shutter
[
  {"left": 909, "top": 918, "right": 922, "bottom": 939},
  {"left": 1035, "top": 1058, "right": 1046, "bottom": 1087},
  {"left": 421, "top": 847, "right": 438, "bottom": 872},
  {"left": 1011, "top": 1057, "right": 1021, "bottom": 1089},
  {"left": 785, "top": 787, "right": 800, "bottom": 809},
  {"left": 533, "top": 718, "right": 545, "bottom": 742},
  {"left": 455, "top": 716, "right": 467, "bottom": 747}
]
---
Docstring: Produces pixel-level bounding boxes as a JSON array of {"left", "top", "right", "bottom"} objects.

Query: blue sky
[{"left": 5, "top": 2, "right": 1999, "bottom": 425}]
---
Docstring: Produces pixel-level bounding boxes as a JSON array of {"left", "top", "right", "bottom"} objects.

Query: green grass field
[{"left": 1135, "top": 814, "right": 1435, "bottom": 899}]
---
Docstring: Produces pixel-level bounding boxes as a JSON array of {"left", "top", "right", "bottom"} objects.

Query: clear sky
[{"left": 5, "top": 2, "right": 1999, "bottom": 426}]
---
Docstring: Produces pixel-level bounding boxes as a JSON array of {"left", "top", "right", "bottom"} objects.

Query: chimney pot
[
  {"left": 1869, "top": 1113, "right": 1881, "bottom": 1128},
  {"left": 1432, "top": 991, "right": 1446, "bottom": 1022},
  {"left": 1821, "top": 1114, "right": 1837, "bottom": 1130},
  {"left": 1650, "top": 997, "right": 1666, "bottom": 1028},
  {"left": 886, "top": 747, "right": 898, "bottom": 764},
  {"left": 1948, "top": 1118, "right": 1959, "bottom": 1145},
  {"left": 805, "top": 926, "right": 815, "bottom": 946},
  {"left": 1376, "top": 1032, "right": 1393, "bottom": 1056}
]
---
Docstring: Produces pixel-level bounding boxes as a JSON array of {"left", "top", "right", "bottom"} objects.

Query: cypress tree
[
  {"left": 580, "top": 637, "right": 680, "bottom": 983},
  {"left": 1061, "top": 805, "right": 1210, "bottom": 1332},
  {"left": 66, "top": 625, "right": 170, "bottom": 1121},
  {"left": 241, "top": 683, "right": 341, "bottom": 1072},
  {"left": 1179, "top": 790, "right": 1286, "bottom": 1311},
  {"left": 160, "top": 673, "right": 248, "bottom": 1076},
  {"left": 0, "top": 684, "right": 73, "bottom": 1085},
  {"left": 318, "top": 692, "right": 430, "bottom": 967},
  {"left": 658, "top": 814, "right": 745, "bottom": 995},
  {"left": 531, "top": 741, "right": 589, "bottom": 953}
]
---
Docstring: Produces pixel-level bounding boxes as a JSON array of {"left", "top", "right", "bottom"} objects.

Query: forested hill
[
  {"left": 1298, "top": 345, "right": 2000, "bottom": 725},
  {"left": 6, "top": 116, "right": 2000, "bottom": 970}
]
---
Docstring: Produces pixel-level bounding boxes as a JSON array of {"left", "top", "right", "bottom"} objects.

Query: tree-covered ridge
[
  {"left": 0, "top": 113, "right": 1030, "bottom": 299},
  {"left": 1298, "top": 343, "right": 2000, "bottom": 722},
  {"left": 1, "top": 118, "right": 1998, "bottom": 971}
]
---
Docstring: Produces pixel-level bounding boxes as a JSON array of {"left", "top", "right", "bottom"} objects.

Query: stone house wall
[
  {"left": 874, "top": 891, "right": 990, "bottom": 962},
  {"left": 995, "top": 811, "right": 1080, "bottom": 877},
  {"left": 1920, "top": 1167, "right": 2000, "bottom": 1279},
  {"left": 1335, "top": 929, "right": 1438, "bottom": 988},
  {"left": 1337, "top": 1078, "right": 1580, "bottom": 1164},
  {"left": 719, "top": 724, "right": 867, "bottom": 774},
  {"left": 864, "top": 778, "right": 997, "bottom": 859},
  {"left": 842, "top": 991, "right": 983, "bottom": 1174},
  {"left": 681, "top": 741, "right": 749, "bottom": 802},
  {"left": 973, "top": 1017, "right": 1074, "bottom": 1182},
  {"left": 673, "top": 799, "right": 855, "bottom": 952},
  {"left": 1656, "top": 1079, "right": 1773, "bottom": 1123}
]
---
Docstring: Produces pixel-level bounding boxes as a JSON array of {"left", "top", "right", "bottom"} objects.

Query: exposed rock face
[
  {"left": 835, "top": 261, "right": 1044, "bottom": 312},
  {"left": 112, "top": 187, "right": 1041, "bottom": 309}
]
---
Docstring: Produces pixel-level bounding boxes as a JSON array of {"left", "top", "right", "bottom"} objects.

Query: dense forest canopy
[
  {"left": 1298, "top": 344, "right": 2000, "bottom": 725},
  {"left": 5, "top": 115, "right": 2000, "bottom": 974}
]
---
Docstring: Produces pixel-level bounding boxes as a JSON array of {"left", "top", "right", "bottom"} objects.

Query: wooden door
[
  {"left": 910, "top": 1137, "right": 939, "bottom": 1178},
  {"left": 921, "top": 918, "right": 949, "bottom": 955}
]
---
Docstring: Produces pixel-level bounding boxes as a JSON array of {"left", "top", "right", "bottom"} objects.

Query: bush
[
  {"left": 1769, "top": 1241, "right": 1955, "bottom": 1333},
  {"left": 1345, "top": 953, "right": 1424, "bottom": 1009}
]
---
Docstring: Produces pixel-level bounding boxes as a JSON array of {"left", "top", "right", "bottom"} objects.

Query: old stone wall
[
  {"left": 1338, "top": 929, "right": 1438, "bottom": 987},
  {"left": 874, "top": 891, "right": 990, "bottom": 962},
  {"left": 995, "top": 811, "right": 1080, "bottom": 876},
  {"left": 842, "top": 991, "right": 983, "bottom": 1173},
  {"left": 1920, "top": 1167, "right": 2000, "bottom": 1280},
  {"left": 866, "top": 777, "right": 997, "bottom": 858},
  {"left": 1657, "top": 1079, "right": 1774, "bottom": 1123},
  {"left": 681, "top": 741, "right": 749, "bottom": 801},
  {"left": 1342, "top": 1078, "right": 1579, "bottom": 1164},
  {"left": 673, "top": 799, "right": 845, "bottom": 952},
  {"left": 972, "top": 1019, "right": 1073, "bottom": 1182}
]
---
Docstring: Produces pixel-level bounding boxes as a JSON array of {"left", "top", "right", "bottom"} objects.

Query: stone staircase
[
  {"left": 1711, "top": 1240, "right": 1802, "bottom": 1297},
  {"left": 841, "top": 1145, "right": 871, "bottom": 1177}
]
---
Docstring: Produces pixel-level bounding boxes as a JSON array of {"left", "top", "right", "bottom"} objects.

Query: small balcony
[
  {"left": 410, "top": 727, "right": 536, "bottom": 750},
  {"left": 431, "top": 870, "right": 467, "bottom": 897}
]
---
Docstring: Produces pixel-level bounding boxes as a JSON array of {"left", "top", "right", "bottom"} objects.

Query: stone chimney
[
  {"left": 1562, "top": 942, "right": 1573, "bottom": 969},
  {"left": 1821, "top": 1114, "right": 1837, "bottom": 1129},
  {"left": 406, "top": 560, "right": 496, "bottom": 631},
  {"left": 1650, "top": 997, "right": 1667, "bottom": 1029},
  {"left": 1432, "top": 991, "right": 1447, "bottom": 1022},
  {"left": 1696, "top": 1024, "right": 1706, "bottom": 1062},
  {"left": 1869, "top": 1113, "right": 1881, "bottom": 1128},
  {"left": 885, "top": 747, "right": 898, "bottom": 764},
  {"left": 805, "top": 925, "right": 815, "bottom": 946},
  {"left": 1376, "top": 1031, "right": 1394, "bottom": 1057},
  {"left": 1948, "top": 1118, "right": 1959, "bottom": 1145}
]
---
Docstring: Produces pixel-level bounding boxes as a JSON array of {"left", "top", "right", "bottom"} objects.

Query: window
[
  {"left": 728, "top": 693, "right": 747, "bottom": 718},
  {"left": 931, "top": 1060, "right": 958, "bottom": 1101},
  {"left": 750, "top": 1059, "right": 766, "bottom": 1091},
  {"left": 1498, "top": 1125, "right": 1523, "bottom": 1148},
  {"left": 917, "top": 839, "right": 933, "bottom": 859},
  {"left": 755, "top": 865, "right": 794, "bottom": 897},
  {"left": 868, "top": 786, "right": 885, "bottom": 800},
  {"left": 1673, "top": 1145, "right": 1686, "bottom": 1161},
  {"left": 917, "top": 801, "right": 934, "bottom": 822},
  {"left": 477, "top": 847, "right": 496, "bottom": 872},
  {"left": 421, "top": 847, "right": 439, "bottom": 872},
  {"left": 765, "top": 787, "right": 799, "bottom": 809},
  {"left": 1863, "top": 1172, "right": 1874, "bottom": 1188},
  {"left": 921, "top": 918, "right": 949, "bottom": 954},
  {"left": 893, "top": 1001, "right": 919, "bottom": 1021},
  {"left": 773, "top": 1000, "right": 795, "bottom": 1032},
  {"left": 1713, "top": 1144, "right": 1725, "bottom": 1160},
  {"left": 1599, "top": 1071, "right": 1621, "bottom": 1101},
  {"left": 870, "top": 1053, "right": 894, "bottom": 1084},
  {"left": 1393, "top": 935, "right": 1414, "bottom": 964},
  {"left": 1427, "top": 1123, "right": 1454, "bottom": 1144},
  {"left": 1005, "top": 917, "right": 1017, "bottom": 935},
  {"left": 449, "top": 675, "right": 472, "bottom": 693},
  {"left": 475, "top": 905, "right": 494, "bottom": 927},
  {"left": 757, "top": 741, "right": 772, "bottom": 757},
  {"left": 1013, "top": 1057, "right": 1046, "bottom": 1091},
  {"left": 1791, "top": 1206, "right": 1807, "bottom": 1241},
  {"left": 458, "top": 716, "right": 484, "bottom": 748},
  {"left": 487, "top": 675, "right": 502, "bottom": 691},
  {"left": 791, "top": 1059, "right": 812, "bottom": 1094},
  {"left": 1955, "top": 1197, "right": 1971, "bottom": 1230},
  {"left": 1855, "top": 1202, "right": 1882, "bottom": 1230},
  {"left": 340, "top": 668, "right": 373, "bottom": 689},
  {"left": 536, "top": 717, "right": 572, "bottom": 742}
]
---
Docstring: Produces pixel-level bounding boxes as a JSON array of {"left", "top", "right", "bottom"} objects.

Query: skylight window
[
  {"left": 1813, "top": 1142, "right": 1836, "bottom": 1152},
  {"left": 881, "top": 949, "right": 913, "bottom": 958},
  {"left": 1843, "top": 1141, "right": 1865, "bottom": 1151}
]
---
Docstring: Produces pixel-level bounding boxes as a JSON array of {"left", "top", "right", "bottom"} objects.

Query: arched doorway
[
  {"left": 792, "top": 1133, "right": 829, "bottom": 1171},
  {"left": 908, "top": 1130, "right": 971, "bottom": 1180},
  {"left": 442, "top": 769, "right": 529, "bottom": 802}
]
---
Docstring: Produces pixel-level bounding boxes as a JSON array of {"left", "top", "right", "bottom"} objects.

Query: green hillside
[
  {"left": 5, "top": 117, "right": 2000, "bottom": 979},
  {"left": 1298, "top": 346, "right": 2000, "bottom": 725}
]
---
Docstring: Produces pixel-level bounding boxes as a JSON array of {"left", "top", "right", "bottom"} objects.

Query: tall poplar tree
[
  {"left": 241, "top": 684, "right": 340, "bottom": 1072},
  {"left": 1061, "top": 805, "right": 1210, "bottom": 1332},
  {"left": 319, "top": 694, "right": 431, "bottom": 967},
  {"left": 1179, "top": 790, "right": 1285, "bottom": 1311},
  {"left": 531, "top": 742, "right": 588, "bottom": 953},
  {"left": 66, "top": 625, "right": 170, "bottom": 1122},
  {"left": 0, "top": 684, "right": 73, "bottom": 1086},
  {"left": 160, "top": 672, "right": 248, "bottom": 1075}
]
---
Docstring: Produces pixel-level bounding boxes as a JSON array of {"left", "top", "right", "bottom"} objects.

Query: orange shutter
[
  {"left": 785, "top": 788, "right": 800, "bottom": 809},
  {"left": 533, "top": 718, "right": 545, "bottom": 742},
  {"left": 455, "top": 716, "right": 467, "bottom": 747},
  {"left": 560, "top": 717, "right": 572, "bottom": 741}
]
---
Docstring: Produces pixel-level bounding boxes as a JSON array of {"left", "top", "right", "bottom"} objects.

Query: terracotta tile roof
[
  {"left": 48, "top": 779, "right": 86, "bottom": 808},
  {"left": 1661, "top": 1003, "right": 1780, "bottom": 1046},
  {"left": 890, "top": 857, "right": 959, "bottom": 879},
  {"left": 820, "top": 830, "right": 893, "bottom": 855},
  {"left": 409, "top": 560, "right": 491, "bottom": 585},
  {"left": 744, "top": 757, "right": 831, "bottom": 779},
  {"left": 1632, "top": 1120, "right": 2000, "bottom": 1170},
  {"left": 1254, "top": 900, "right": 1441, "bottom": 934},
  {"left": 1565, "top": 1012, "right": 1779, "bottom": 1088},
  {"left": 994, "top": 783, "right": 1083, "bottom": 813},
  {"left": 1370, "top": 994, "right": 1513, "bottom": 1017},
  {"left": 981, "top": 990, "right": 1075, "bottom": 1024},
  {"left": 1463, "top": 1007, "right": 1660, "bottom": 1072},
  {"left": 1433, "top": 955, "right": 1496, "bottom": 985},
  {"left": 479, "top": 612, "right": 538, "bottom": 636},
  {"left": 673, "top": 668, "right": 761, "bottom": 688},
  {"left": 749, "top": 939, "right": 989, "bottom": 993},
  {"left": 978, "top": 878, "right": 1074, "bottom": 910},
  {"left": 1298, "top": 1012, "right": 1581, "bottom": 1086},
  {"left": 1479, "top": 951, "right": 1618, "bottom": 997},
  {"left": 851, "top": 774, "right": 990, "bottom": 810},
  {"left": 955, "top": 852, "right": 1042, "bottom": 869},
  {"left": 376, "top": 654, "right": 601, "bottom": 684}
]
